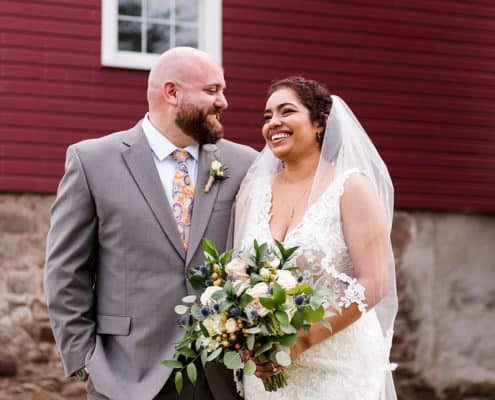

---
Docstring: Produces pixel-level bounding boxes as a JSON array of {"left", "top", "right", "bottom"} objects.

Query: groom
[{"left": 44, "top": 47, "right": 257, "bottom": 399}]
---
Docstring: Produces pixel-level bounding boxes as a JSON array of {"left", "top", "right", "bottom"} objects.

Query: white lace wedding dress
[{"left": 240, "top": 170, "right": 394, "bottom": 400}]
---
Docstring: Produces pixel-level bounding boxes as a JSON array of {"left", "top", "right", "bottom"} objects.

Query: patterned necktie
[{"left": 171, "top": 149, "right": 195, "bottom": 249}]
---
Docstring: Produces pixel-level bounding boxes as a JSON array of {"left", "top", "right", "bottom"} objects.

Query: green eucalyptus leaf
[
  {"left": 279, "top": 323, "right": 298, "bottom": 334},
  {"left": 278, "top": 333, "right": 298, "bottom": 347},
  {"left": 207, "top": 347, "right": 223, "bottom": 362},
  {"left": 174, "top": 305, "right": 189, "bottom": 315},
  {"left": 175, "top": 371, "right": 183, "bottom": 395},
  {"left": 254, "top": 341, "right": 273, "bottom": 357},
  {"left": 243, "top": 359, "right": 257, "bottom": 375},
  {"left": 275, "top": 310, "right": 289, "bottom": 326},
  {"left": 240, "top": 293, "right": 254, "bottom": 308},
  {"left": 182, "top": 295, "right": 197, "bottom": 304},
  {"left": 202, "top": 238, "right": 219, "bottom": 259},
  {"left": 223, "top": 351, "right": 243, "bottom": 370},
  {"left": 304, "top": 305, "right": 325, "bottom": 323},
  {"left": 247, "top": 334, "right": 255, "bottom": 351},
  {"left": 211, "top": 290, "right": 226, "bottom": 301},
  {"left": 200, "top": 349, "right": 208, "bottom": 366},
  {"left": 177, "top": 347, "right": 196, "bottom": 358},
  {"left": 275, "top": 351, "right": 291, "bottom": 367},
  {"left": 291, "top": 311, "right": 304, "bottom": 329},
  {"left": 272, "top": 283, "right": 286, "bottom": 306},
  {"left": 246, "top": 326, "right": 261, "bottom": 334},
  {"left": 188, "top": 275, "right": 206, "bottom": 291},
  {"left": 186, "top": 362, "right": 197, "bottom": 385},
  {"left": 199, "top": 322, "right": 210, "bottom": 337},
  {"left": 220, "top": 249, "right": 234, "bottom": 266},
  {"left": 219, "top": 300, "right": 234, "bottom": 313},
  {"left": 161, "top": 359, "right": 183, "bottom": 369},
  {"left": 259, "top": 297, "right": 275, "bottom": 310}
]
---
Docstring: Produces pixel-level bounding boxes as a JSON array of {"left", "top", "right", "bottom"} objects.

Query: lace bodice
[{"left": 240, "top": 169, "right": 367, "bottom": 313}]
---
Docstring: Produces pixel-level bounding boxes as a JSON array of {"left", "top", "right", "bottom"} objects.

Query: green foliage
[
  {"left": 186, "top": 363, "right": 197, "bottom": 386},
  {"left": 175, "top": 371, "right": 183, "bottom": 395},
  {"left": 275, "top": 351, "right": 291, "bottom": 367},
  {"left": 161, "top": 359, "right": 183, "bottom": 369},
  {"left": 244, "top": 359, "right": 256, "bottom": 375},
  {"left": 223, "top": 351, "right": 242, "bottom": 370}
]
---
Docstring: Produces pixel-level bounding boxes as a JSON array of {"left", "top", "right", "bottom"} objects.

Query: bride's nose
[{"left": 267, "top": 116, "right": 282, "bottom": 129}]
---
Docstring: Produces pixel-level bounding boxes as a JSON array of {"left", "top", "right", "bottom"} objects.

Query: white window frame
[{"left": 101, "top": 0, "right": 222, "bottom": 70}]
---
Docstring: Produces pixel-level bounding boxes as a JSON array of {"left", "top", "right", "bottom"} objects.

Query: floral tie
[{"left": 171, "top": 149, "right": 195, "bottom": 249}]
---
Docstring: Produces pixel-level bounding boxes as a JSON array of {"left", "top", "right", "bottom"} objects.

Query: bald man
[{"left": 44, "top": 47, "right": 257, "bottom": 400}]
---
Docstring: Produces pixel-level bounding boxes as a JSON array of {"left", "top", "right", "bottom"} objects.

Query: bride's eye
[
  {"left": 263, "top": 114, "right": 272, "bottom": 123},
  {"left": 282, "top": 108, "right": 295, "bottom": 116}
]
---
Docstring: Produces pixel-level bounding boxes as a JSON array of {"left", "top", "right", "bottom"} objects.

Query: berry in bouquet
[{"left": 161, "top": 239, "right": 339, "bottom": 394}]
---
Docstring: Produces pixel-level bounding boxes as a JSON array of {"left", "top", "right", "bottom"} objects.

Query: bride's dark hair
[{"left": 267, "top": 76, "right": 333, "bottom": 146}]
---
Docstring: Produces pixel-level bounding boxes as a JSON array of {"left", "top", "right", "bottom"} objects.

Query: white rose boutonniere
[{"left": 205, "top": 159, "right": 228, "bottom": 193}]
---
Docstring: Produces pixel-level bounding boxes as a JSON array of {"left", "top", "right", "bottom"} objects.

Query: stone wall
[{"left": 0, "top": 193, "right": 493, "bottom": 399}]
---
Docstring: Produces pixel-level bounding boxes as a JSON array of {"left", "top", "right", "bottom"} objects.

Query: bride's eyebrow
[{"left": 264, "top": 102, "right": 297, "bottom": 113}]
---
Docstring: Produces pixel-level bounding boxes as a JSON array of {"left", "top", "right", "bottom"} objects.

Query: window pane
[
  {"left": 118, "top": 20, "right": 142, "bottom": 51},
  {"left": 148, "top": 0, "right": 171, "bottom": 19},
  {"left": 147, "top": 24, "right": 170, "bottom": 54},
  {"left": 119, "top": 0, "right": 141, "bottom": 16},
  {"left": 176, "top": 0, "right": 198, "bottom": 22},
  {"left": 175, "top": 25, "right": 198, "bottom": 47}
]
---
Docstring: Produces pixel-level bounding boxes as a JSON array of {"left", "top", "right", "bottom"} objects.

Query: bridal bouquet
[{"left": 162, "top": 239, "right": 338, "bottom": 394}]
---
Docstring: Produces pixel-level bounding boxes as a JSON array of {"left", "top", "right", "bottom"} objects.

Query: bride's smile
[{"left": 262, "top": 88, "right": 321, "bottom": 163}]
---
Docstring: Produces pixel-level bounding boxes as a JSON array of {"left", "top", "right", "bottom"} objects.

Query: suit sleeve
[{"left": 44, "top": 145, "right": 98, "bottom": 377}]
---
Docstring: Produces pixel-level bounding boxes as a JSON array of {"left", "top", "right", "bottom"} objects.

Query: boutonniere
[{"left": 204, "top": 159, "right": 228, "bottom": 193}]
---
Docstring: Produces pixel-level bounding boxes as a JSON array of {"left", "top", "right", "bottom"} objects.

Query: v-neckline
[{"left": 266, "top": 175, "right": 339, "bottom": 243}]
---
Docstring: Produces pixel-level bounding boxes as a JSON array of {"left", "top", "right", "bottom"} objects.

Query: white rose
[
  {"left": 246, "top": 282, "right": 269, "bottom": 298},
  {"left": 225, "top": 318, "right": 237, "bottom": 333},
  {"left": 245, "top": 298, "right": 269, "bottom": 318},
  {"left": 275, "top": 270, "right": 297, "bottom": 290},
  {"left": 245, "top": 282, "right": 270, "bottom": 317},
  {"left": 268, "top": 257, "right": 281, "bottom": 269},
  {"left": 200, "top": 286, "right": 222, "bottom": 306},
  {"left": 199, "top": 336, "right": 220, "bottom": 352},
  {"left": 211, "top": 160, "right": 222, "bottom": 170},
  {"left": 225, "top": 258, "right": 249, "bottom": 282},
  {"left": 202, "top": 313, "right": 226, "bottom": 336}
]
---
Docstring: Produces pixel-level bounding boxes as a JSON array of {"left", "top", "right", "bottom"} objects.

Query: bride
[{"left": 234, "top": 77, "right": 398, "bottom": 399}]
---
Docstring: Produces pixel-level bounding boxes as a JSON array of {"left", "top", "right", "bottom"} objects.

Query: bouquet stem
[{"left": 262, "top": 370, "right": 289, "bottom": 392}]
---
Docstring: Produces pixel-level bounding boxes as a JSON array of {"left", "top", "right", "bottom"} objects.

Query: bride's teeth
[{"left": 271, "top": 133, "right": 290, "bottom": 141}]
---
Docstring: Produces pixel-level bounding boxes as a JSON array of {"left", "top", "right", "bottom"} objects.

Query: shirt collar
[{"left": 142, "top": 114, "right": 199, "bottom": 161}]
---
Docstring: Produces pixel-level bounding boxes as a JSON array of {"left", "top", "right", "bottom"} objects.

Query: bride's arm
[{"left": 291, "top": 173, "right": 390, "bottom": 361}]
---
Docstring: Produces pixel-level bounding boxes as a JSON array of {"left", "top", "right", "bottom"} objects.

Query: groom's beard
[{"left": 175, "top": 103, "right": 224, "bottom": 145}]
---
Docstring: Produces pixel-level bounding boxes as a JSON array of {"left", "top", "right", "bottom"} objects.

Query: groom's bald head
[{"left": 147, "top": 47, "right": 222, "bottom": 105}]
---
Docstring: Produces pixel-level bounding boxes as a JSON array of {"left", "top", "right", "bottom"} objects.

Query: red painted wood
[{"left": 0, "top": 0, "right": 494, "bottom": 212}]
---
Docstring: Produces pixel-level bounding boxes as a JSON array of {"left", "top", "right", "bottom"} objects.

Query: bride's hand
[
  {"left": 290, "top": 330, "right": 311, "bottom": 362},
  {"left": 240, "top": 350, "right": 283, "bottom": 378}
]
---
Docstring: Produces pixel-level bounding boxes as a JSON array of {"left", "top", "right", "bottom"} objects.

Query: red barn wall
[{"left": 1, "top": 0, "right": 494, "bottom": 212}]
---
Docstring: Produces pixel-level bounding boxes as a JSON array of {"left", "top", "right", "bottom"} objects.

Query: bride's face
[{"left": 262, "top": 88, "right": 320, "bottom": 161}]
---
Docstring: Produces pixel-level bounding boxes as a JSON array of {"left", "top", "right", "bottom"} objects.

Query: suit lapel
[
  {"left": 186, "top": 144, "right": 220, "bottom": 265},
  {"left": 122, "top": 124, "right": 186, "bottom": 260}
]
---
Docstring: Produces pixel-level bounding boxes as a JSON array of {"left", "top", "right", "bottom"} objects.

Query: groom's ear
[{"left": 163, "top": 81, "right": 179, "bottom": 106}]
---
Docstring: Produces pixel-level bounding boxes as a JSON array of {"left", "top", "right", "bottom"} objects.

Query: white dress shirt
[{"left": 142, "top": 114, "right": 199, "bottom": 205}]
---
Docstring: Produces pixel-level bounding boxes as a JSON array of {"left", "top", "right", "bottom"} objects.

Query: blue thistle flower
[{"left": 295, "top": 295, "right": 305, "bottom": 306}]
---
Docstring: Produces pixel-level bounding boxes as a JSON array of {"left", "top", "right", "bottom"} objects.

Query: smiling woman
[{"left": 234, "top": 76, "right": 398, "bottom": 400}]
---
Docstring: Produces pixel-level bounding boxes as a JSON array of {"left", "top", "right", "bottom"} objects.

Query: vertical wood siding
[
  {"left": 222, "top": 0, "right": 495, "bottom": 212},
  {"left": 1, "top": 0, "right": 494, "bottom": 211},
  {"left": 0, "top": 0, "right": 148, "bottom": 192}
]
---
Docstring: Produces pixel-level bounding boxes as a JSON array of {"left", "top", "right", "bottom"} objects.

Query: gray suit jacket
[{"left": 44, "top": 121, "right": 257, "bottom": 400}]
